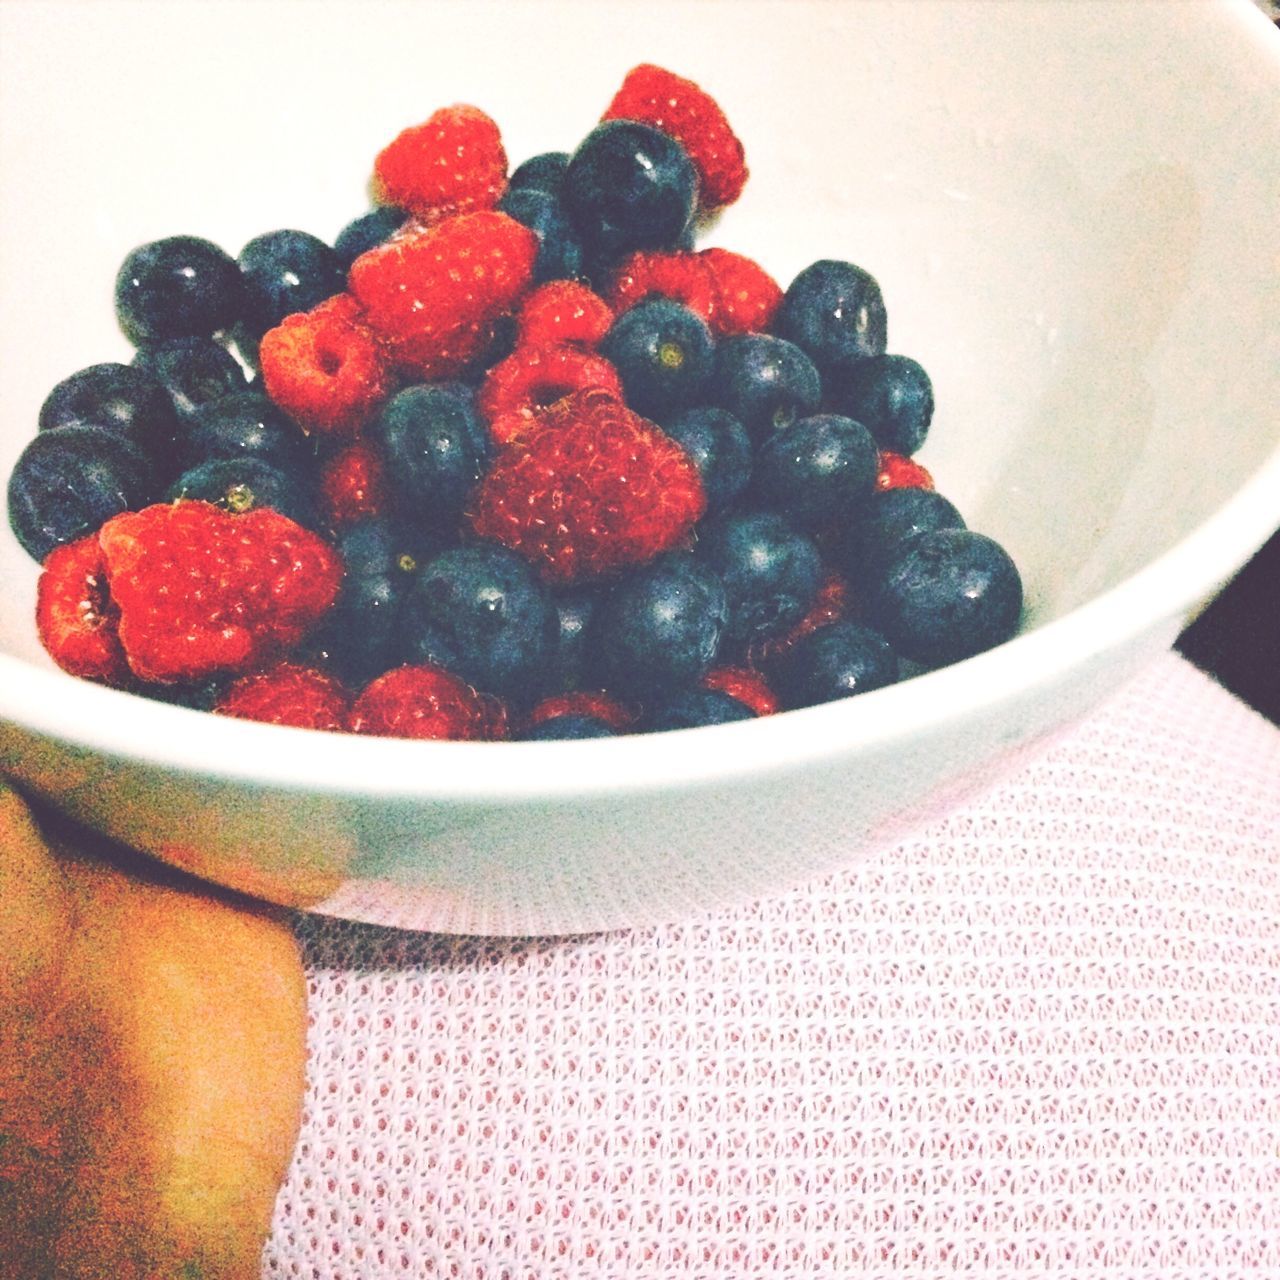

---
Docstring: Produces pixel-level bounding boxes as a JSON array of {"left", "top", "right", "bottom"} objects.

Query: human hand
[{"left": 1, "top": 782, "right": 308, "bottom": 1280}]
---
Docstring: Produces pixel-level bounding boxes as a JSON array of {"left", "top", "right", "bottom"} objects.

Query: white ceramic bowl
[{"left": 1, "top": 1, "right": 1277, "bottom": 935}]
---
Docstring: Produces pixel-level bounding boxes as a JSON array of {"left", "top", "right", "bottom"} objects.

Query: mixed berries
[{"left": 6, "top": 66, "right": 1024, "bottom": 741}]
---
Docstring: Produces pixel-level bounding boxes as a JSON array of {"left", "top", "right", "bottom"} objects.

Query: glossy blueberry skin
[
  {"left": 38, "top": 361, "right": 179, "bottom": 457},
  {"left": 237, "top": 229, "right": 345, "bottom": 338},
  {"left": 778, "top": 260, "right": 888, "bottom": 374},
  {"left": 865, "top": 528, "right": 1023, "bottom": 667},
  {"left": 659, "top": 407, "right": 752, "bottom": 513},
  {"left": 765, "top": 621, "right": 900, "bottom": 710},
  {"left": 834, "top": 487, "right": 966, "bottom": 582},
  {"left": 180, "top": 391, "right": 311, "bottom": 474},
  {"left": 311, "top": 518, "right": 427, "bottom": 685},
  {"left": 548, "top": 587, "right": 599, "bottom": 692},
  {"left": 564, "top": 120, "right": 698, "bottom": 259},
  {"left": 599, "top": 299, "right": 715, "bottom": 419},
  {"left": 694, "top": 510, "right": 822, "bottom": 651},
  {"left": 497, "top": 186, "right": 585, "bottom": 283},
  {"left": 586, "top": 553, "right": 728, "bottom": 700},
  {"left": 508, "top": 151, "right": 570, "bottom": 195},
  {"left": 523, "top": 713, "right": 616, "bottom": 741},
  {"left": 8, "top": 424, "right": 155, "bottom": 561},
  {"left": 752, "top": 413, "right": 879, "bottom": 531},
  {"left": 710, "top": 334, "right": 822, "bottom": 443},
  {"left": 399, "top": 545, "right": 557, "bottom": 701},
  {"left": 114, "top": 235, "right": 243, "bottom": 346},
  {"left": 133, "top": 336, "right": 250, "bottom": 420},
  {"left": 333, "top": 205, "right": 406, "bottom": 268},
  {"left": 165, "top": 457, "right": 320, "bottom": 530},
  {"left": 368, "top": 383, "right": 489, "bottom": 532},
  {"left": 640, "top": 688, "right": 755, "bottom": 733},
  {"left": 825, "top": 353, "right": 934, "bottom": 456}
]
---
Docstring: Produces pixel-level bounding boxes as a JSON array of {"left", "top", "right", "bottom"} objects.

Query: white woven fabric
[{"left": 266, "top": 652, "right": 1280, "bottom": 1278}]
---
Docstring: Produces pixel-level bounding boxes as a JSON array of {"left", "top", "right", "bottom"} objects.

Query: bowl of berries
[{"left": 0, "top": 2, "right": 1277, "bottom": 933}]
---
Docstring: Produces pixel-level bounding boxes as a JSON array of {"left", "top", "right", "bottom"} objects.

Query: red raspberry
[
  {"left": 468, "top": 388, "right": 706, "bottom": 584},
  {"left": 478, "top": 344, "right": 624, "bottom": 446},
  {"left": 348, "top": 664, "right": 508, "bottom": 741},
  {"left": 700, "top": 666, "right": 778, "bottom": 717},
  {"left": 373, "top": 104, "right": 507, "bottom": 220},
  {"left": 876, "top": 451, "right": 935, "bottom": 491},
  {"left": 603, "top": 64, "right": 748, "bottom": 210},
  {"left": 214, "top": 662, "right": 352, "bottom": 732},
  {"left": 259, "top": 293, "right": 390, "bottom": 438},
  {"left": 96, "top": 501, "right": 342, "bottom": 684},
  {"left": 699, "top": 247, "right": 783, "bottom": 335},
  {"left": 516, "top": 281, "right": 614, "bottom": 349},
  {"left": 524, "top": 690, "right": 634, "bottom": 734},
  {"left": 320, "top": 440, "right": 390, "bottom": 528},
  {"left": 348, "top": 211, "right": 538, "bottom": 379},
  {"left": 35, "top": 535, "right": 130, "bottom": 686},
  {"left": 604, "top": 251, "right": 717, "bottom": 325},
  {"left": 747, "top": 570, "right": 852, "bottom": 667}
]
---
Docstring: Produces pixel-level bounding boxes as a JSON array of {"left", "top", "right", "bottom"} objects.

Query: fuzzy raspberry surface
[
  {"left": 348, "top": 211, "right": 538, "bottom": 379},
  {"left": 516, "top": 281, "right": 615, "bottom": 350},
  {"left": 876, "top": 451, "right": 935, "bottom": 491},
  {"left": 320, "top": 440, "right": 390, "bottom": 528},
  {"left": 96, "top": 501, "right": 343, "bottom": 684},
  {"left": 605, "top": 251, "right": 717, "bottom": 326},
  {"left": 259, "top": 293, "right": 390, "bottom": 437},
  {"left": 468, "top": 388, "right": 706, "bottom": 584},
  {"left": 374, "top": 104, "right": 507, "bottom": 220},
  {"left": 603, "top": 64, "right": 748, "bottom": 210},
  {"left": 747, "top": 570, "right": 852, "bottom": 667},
  {"left": 700, "top": 666, "right": 778, "bottom": 717},
  {"left": 699, "top": 247, "right": 783, "bottom": 335},
  {"left": 525, "top": 690, "right": 635, "bottom": 734},
  {"left": 214, "top": 662, "right": 352, "bottom": 731},
  {"left": 348, "top": 664, "right": 508, "bottom": 741},
  {"left": 36, "top": 535, "right": 130, "bottom": 685},
  {"left": 479, "top": 344, "right": 624, "bottom": 446}
]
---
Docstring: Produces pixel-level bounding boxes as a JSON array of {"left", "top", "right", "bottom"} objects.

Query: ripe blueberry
[
  {"left": 497, "top": 186, "right": 585, "bottom": 283},
  {"left": 38, "top": 361, "right": 178, "bottom": 457},
  {"left": 710, "top": 334, "right": 821, "bottom": 443},
  {"left": 778, "top": 259, "right": 888, "bottom": 373},
  {"left": 599, "top": 298, "right": 715, "bottom": 419},
  {"left": 508, "top": 151, "right": 570, "bottom": 195},
  {"left": 640, "top": 687, "right": 756, "bottom": 733},
  {"left": 237, "top": 229, "right": 345, "bottom": 337},
  {"left": 180, "top": 390, "right": 312, "bottom": 475},
  {"left": 835, "top": 487, "right": 966, "bottom": 582},
  {"left": 165, "top": 456, "right": 320, "bottom": 530},
  {"left": 334, "top": 205, "right": 407, "bottom": 268},
  {"left": 765, "top": 621, "right": 899, "bottom": 710},
  {"left": 659, "top": 407, "right": 752, "bottom": 513},
  {"left": 133, "top": 336, "right": 250, "bottom": 420},
  {"left": 524, "top": 713, "right": 616, "bottom": 740},
  {"left": 825, "top": 353, "right": 934, "bottom": 456},
  {"left": 114, "top": 235, "right": 243, "bottom": 346}
]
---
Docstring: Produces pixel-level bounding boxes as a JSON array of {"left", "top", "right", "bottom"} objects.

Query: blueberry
[
  {"left": 180, "top": 391, "right": 311, "bottom": 474},
  {"left": 114, "top": 235, "right": 243, "bottom": 346},
  {"left": 710, "top": 334, "right": 821, "bottom": 443},
  {"left": 834, "top": 487, "right": 966, "bottom": 582},
  {"left": 639, "top": 688, "right": 755, "bottom": 733},
  {"left": 523, "top": 714, "right": 616, "bottom": 740},
  {"left": 237, "top": 229, "right": 345, "bottom": 338},
  {"left": 399, "top": 545, "right": 557, "bottom": 701},
  {"left": 564, "top": 120, "right": 697, "bottom": 259},
  {"left": 497, "top": 185, "right": 585, "bottom": 283},
  {"left": 659, "top": 407, "right": 752, "bottom": 513},
  {"left": 599, "top": 299, "right": 715, "bottom": 419},
  {"left": 333, "top": 205, "right": 407, "bottom": 268},
  {"left": 865, "top": 528, "right": 1023, "bottom": 667},
  {"left": 368, "top": 383, "right": 489, "bottom": 532},
  {"left": 8, "top": 424, "right": 155, "bottom": 561},
  {"left": 508, "top": 151, "right": 570, "bottom": 195},
  {"left": 825, "top": 353, "right": 934, "bottom": 456},
  {"left": 765, "top": 621, "right": 900, "bottom": 710},
  {"left": 165, "top": 456, "right": 320, "bottom": 529},
  {"left": 777, "top": 259, "right": 888, "bottom": 373},
  {"left": 752, "top": 413, "right": 879, "bottom": 532},
  {"left": 586, "top": 553, "right": 728, "bottom": 699},
  {"left": 38, "top": 361, "right": 179, "bottom": 457},
  {"left": 549, "top": 587, "right": 599, "bottom": 692},
  {"left": 134, "top": 336, "right": 250, "bottom": 420},
  {"left": 309, "top": 518, "right": 428, "bottom": 684},
  {"left": 695, "top": 510, "right": 822, "bottom": 651}
]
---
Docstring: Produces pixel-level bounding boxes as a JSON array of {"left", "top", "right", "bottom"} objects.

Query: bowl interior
[{"left": 1, "top": 1, "right": 1277, "bottom": 719}]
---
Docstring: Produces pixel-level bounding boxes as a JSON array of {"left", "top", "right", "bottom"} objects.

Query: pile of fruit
[{"left": 6, "top": 65, "right": 1022, "bottom": 740}]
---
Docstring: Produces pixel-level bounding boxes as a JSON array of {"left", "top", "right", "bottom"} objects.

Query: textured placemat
[{"left": 266, "top": 652, "right": 1280, "bottom": 1278}]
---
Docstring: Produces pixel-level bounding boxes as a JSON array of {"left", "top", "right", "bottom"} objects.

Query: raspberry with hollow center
[
  {"left": 605, "top": 251, "right": 717, "bottom": 326},
  {"left": 348, "top": 664, "right": 508, "bottom": 740},
  {"left": 214, "top": 662, "right": 352, "bottom": 731},
  {"left": 478, "top": 344, "right": 624, "bottom": 446},
  {"left": 468, "top": 388, "right": 706, "bottom": 584},
  {"left": 876, "top": 451, "right": 935, "bottom": 491},
  {"left": 699, "top": 247, "right": 783, "bottom": 335},
  {"left": 700, "top": 666, "right": 778, "bottom": 717},
  {"left": 516, "top": 281, "right": 615, "bottom": 349},
  {"left": 36, "top": 535, "right": 130, "bottom": 685}
]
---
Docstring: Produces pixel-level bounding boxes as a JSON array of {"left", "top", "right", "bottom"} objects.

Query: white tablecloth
[{"left": 267, "top": 652, "right": 1280, "bottom": 1278}]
